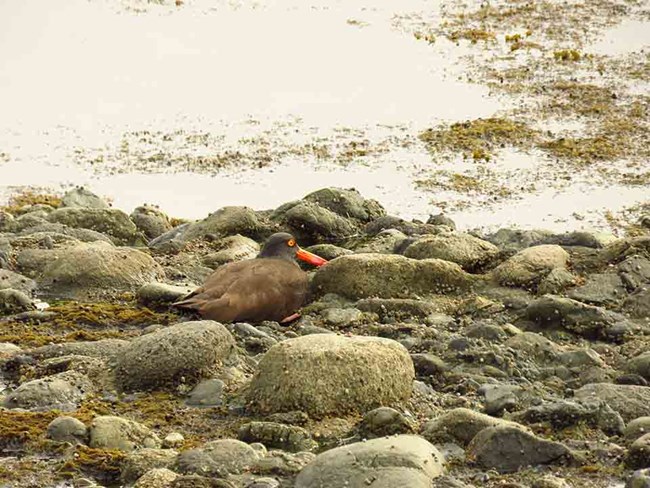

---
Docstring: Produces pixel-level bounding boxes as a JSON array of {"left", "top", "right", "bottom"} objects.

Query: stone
[
  {"left": 479, "top": 384, "right": 522, "bottom": 416},
  {"left": 623, "top": 288, "right": 650, "bottom": 319},
  {"left": 137, "top": 282, "right": 196, "bottom": 307},
  {"left": 0, "top": 342, "right": 21, "bottom": 356},
  {"left": 0, "top": 269, "right": 37, "bottom": 295},
  {"left": 627, "top": 433, "right": 650, "bottom": 470},
  {"left": 278, "top": 201, "right": 357, "bottom": 243},
  {"left": 46, "top": 416, "right": 88, "bottom": 444},
  {"left": 61, "top": 187, "right": 109, "bottom": 209},
  {"left": 575, "top": 384, "right": 650, "bottom": 422},
  {"left": 114, "top": 321, "right": 235, "bottom": 391},
  {"left": 404, "top": 233, "right": 499, "bottom": 271},
  {"left": 247, "top": 334, "right": 414, "bottom": 418},
  {"left": 467, "top": 426, "right": 571, "bottom": 473},
  {"left": 252, "top": 451, "right": 314, "bottom": 476},
  {"left": 48, "top": 207, "right": 140, "bottom": 244},
  {"left": 185, "top": 379, "right": 225, "bottom": 407},
  {"left": 0, "top": 288, "right": 35, "bottom": 316},
  {"left": 618, "top": 255, "right": 650, "bottom": 291},
  {"left": 201, "top": 234, "right": 260, "bottom": 268},
  {"left": 504, "top": 332, "right": 561, "bottom": 362},
  {"left": 29, "top": 339, "right": 129, "bottom": 360},
  {"left": 628, "top": 352, "right": 650, "bottom": 381},
  {"left": 568, "top": 273, "right": 627, "bottom": 305},
  {"left": 163, "top": 433, "right": 185, "bottom": 448},
  {"left": 421, "top": 408, "right": 527, "bottom": 446},
  {"left": 3, "top": 371, "right": 93, "bottom": 411},
  {"left": 39, "top": 241, "right": 163, "bottom": 300},
  {"left": 364, "top": 216, "right": 441, "bottom": 237},
  {"left": 537, "top": 267, "right": 576, "bottom": 295},
  {"left": 303, "top": 187, "right": 385, "bottom": 223},
  {"left": 238, "top": 421, "right": 317, "bottom": 452},
  {"left": 170, "top": 476, "right": 236, "bottom": 488},
  {"left": 352, "top": 229, "right": 408, "bottom": 254},
  {"left": 485, "top": 229, "right": 554, "bottom": 252},
  {"left": 492, "top": 245, "right": 569, "bottom": 288},
  {"left": 175, "top": 439, "right": 260, "bottom": 476},
  {"left": 427, "top": 213, "right": 457, "bottom": 229},
  {"left": 89, "top": 416, "right": 161, "bottom": 452},
  {"left": 121, "top": 448, "right": 179, "bottom": 483},
  {"left": 294, "top": 435, "right": 443, "bottom": 488},
  {"left": 180, "top": 206, "right": 273, "bottom": 243},
  {"left": 303, "top": 244, "right": 352, "bottom": 261},
  {"left": 411, "top": 353, "right": 448, "bottom": 377},
  {"left": 130, "top": 205, "right": 173, "bottom": 240},
  {"left": 133, "top": 468, "right": 179, "bottom": 488},
  {"left": 357, "top": 407, "right": 415, "bottom": 438},
  {"left": 356, "top": 298, "right": 446, "bottom": 321},
  {"left": 311, "top": 254, "right": 478, "bottom": 300},
  {"left": 524, "top": 295, "right": 636, "bottom": 340},
  {"left": 559, "top": 348, "right": 605, "bottom": 368},
  {"left": 531, "top": 475, "right": 572, "bottom": 488},
  {"left": 625, "top": 418, "right": 650, "bottom": 441}
]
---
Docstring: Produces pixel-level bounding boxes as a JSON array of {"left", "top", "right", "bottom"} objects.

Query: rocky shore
[{"left": 1, "top": 186, "right": 649, "bottom": 488}]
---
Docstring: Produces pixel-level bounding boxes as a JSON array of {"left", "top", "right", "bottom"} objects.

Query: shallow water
[{"left": 0, "top": 0, "right": 648, "bottom": 232}]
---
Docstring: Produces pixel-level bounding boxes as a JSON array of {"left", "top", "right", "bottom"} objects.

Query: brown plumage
[{"left": 173, "top": 233, "right": 327, "bottom": 323}]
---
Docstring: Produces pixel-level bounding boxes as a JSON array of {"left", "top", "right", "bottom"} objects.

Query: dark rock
[
  {"left": 466, "top": 322, "right": 509, "bottom": 342},
  {"left": 628, "top": 352, "right": 650, "bottom": 381},
  {"left": 0, "top": 269, "right": 37, "bottom": 295},
  {"left": 276, "top": 201, "right": 357, "bottom": 243},
  {"left": 574, "top": 383, "right": 650, "bottom": 422},
  {"left": 627, "top": 433, "right": 650, "bottom": 470},
  {"left": 542, "top": 231, "right": 616, "bottom": 249},
  {"left": 427, "top": 213, "right": 457, "bottom": 229},
  {"left": 467, "top": 426, "right": 571, "bottom": 473},
  {"left": 617, "top": 374, "right": 649, "bottom": 386},
  {"left": 411, "top": 353, "right": 448, "bottom": 377},
  {"left": 47, "top": 207, "right": 140, "bottom": 245},
  {"left": 479, "top": 384, "right": 522, "bottom": 415},
  {"left": 567, "top": 273, "right": 627, "bottom": 306},
  {"left": 504, "top": 332, "right": 561, "bottom": 362},
  {"left": 364, "top": 216, "right": 442, "bottom": 237},
  {"left": 537, "top": 267, "right": 577, "bottom": 295},
  {"left": 351, "top": 229, "right": 407, "bottom": 254},
  {"left": 625, "top": 417, "right": 650, "bottom": 441},
  {"left": 483, "top": 228, "right": 554, "bottom": 252},
  {"left": 238, "top": 421, "right": 317, "bottom": 452},
  {"left": 0, "top": 288, "right": 35, "bottom": 316},
  {"left": 303, "top": 187, "right": 385, "bottom": 223},
  {"left": 618, "top": 255, "right": 650, "bottom": 291},
  {"left": 626, "top": 468, "right": 650, "bottom": 488},
  {"left": 623, "top": 288, "right": 650, "bottom": 319},
  {"left": 61, "top": 187, "right": 109, "bottom": 209},
  {"left": 181, "top": 206, "right": 274, "bottom": 243}
]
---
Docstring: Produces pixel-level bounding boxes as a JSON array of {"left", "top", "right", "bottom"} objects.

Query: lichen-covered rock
[
  {"left": 276, "top": 201, "right": 357, "bottom": 243},
  {"left": 113, "top": 321, "right": 235, "bottom": 391},
  {"left": 61, "top": 187, "right": 109, "bottom": 209},
  {"left": 0, "top": 288, "right": 35, "bottom": 316},
  {"left": 357, "top": 407, "right": 416, "bottom": 438},
  {"left": 3, "top": 371, "right": 93, "bottom": 411},
  {"left": 311, "top": 254, "right": 478, "bottom": 300},
  {"left": 404, "top": 233, "right": 499, "bottom": 271},
  {"left": 133, "top": 468, "right": 179, "bottom": 488},
  {"left": 175, "top": 439, "right": 260, "bottom": 476},
  {"left": 89, "top": 416, "right": 161, "bottom": 452},
  {"left": 524, "top": 295, "right": 636, "bottom": 339},
  {"left": 238, "top": 421, "right": 317, "bottom": 452},
  {"left": 627, "top": 352, "right": 650, "bottom": 381},
  {"left": 130, "top": 205, "right": 173, "bottom": 240},
  {"left": 247, "top": 334, "right": 414, "bottom": 418},
  {"left": 294, "top": 435, "right": 443, "bottom": 488},
  {"left": 421, "top": 408, "right": 527, "bottom": 446},
  {"left": 574, "top": 383, "right": 650, "bottom": 421},
  {"left": 492, "top": 245, "right": 569, "bottom": 287},
  {"left": 121, "top": 448, "right": 179, "bottom": 483},
  {"left": 29, "top": 339, "right": 129, "bottom": 360},
  {"left": 303, "top": 187, "right": 385, "bottom": 223},
  {"left": 47, "top": 207, "right": 140, "bottom": 244},
  {"left": 627, "top": 433, "right": 650, "bottom": 470},
  {"left": 38, "top": 241, "right": 163, "bottom": 299},
  {"left": 181, "top": 206, "right": 273, "bottom": 243},
  {"left": 467, "top": 426, "right": 571, "bottom": 473},
  {"left": 46, "top": 416, "right": 89, "bottom": 444},
  {"left": 567, "top": 273, "right": 627, "bottom": 306},
  {"left": 352, "top": 229, "right": 407, "bottom": 254},
  {"left": 625, "top": 417, "right": 650, "bottom": 441},
  {"left": 623, "top": 288, "right": 650, "bottom": 319}
]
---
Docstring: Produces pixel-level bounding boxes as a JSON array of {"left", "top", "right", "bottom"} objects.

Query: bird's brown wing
[{"left": 174, "top": 259, "right": 308, "bottom": 323}]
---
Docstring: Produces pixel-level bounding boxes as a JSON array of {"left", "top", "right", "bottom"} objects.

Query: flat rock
[
  {"left": 39, "top": 241, "right": 163, "bottom": 300},
  {"left": 404, "top": 233, "right": 498, "bottom": 271},
  {"left": 89, "top": 416, "right": 161, "bottom": 452},
  {"left": 623, "top": 288, "right": 650, "bottom": 319},
  {"left": 294, "top": 435, "right": 444, "bottom": 488},
  {"left": 247, "top": 334, "right": 414, "bottom": 418},
  {"left": 311, "top": 253, "right": 478, "bottom": 300},
  {"left": 3, "top": 371, "right": 93, "bottom": 411},
  {"left": 467, "top": 426, "right": 571, "bottom": 473},
  {"left": 574, "top": 383, "right": 650, "bottom": 421},
  {"left": 114, "top": 320, "right": 235, "bottom": 391},
  {"left": 492, "top": 245, "right": 569, "bottom": 288},
  {"left": 181, "top": 206, "right": 273, "bottom": 243},
  {"left": 567, "top": 273, "right": 627, "bottom": 305}
]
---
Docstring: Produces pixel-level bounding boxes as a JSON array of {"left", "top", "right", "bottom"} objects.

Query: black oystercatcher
[{"left": 173, "top": 232, "right": 327, "bottom": 323}]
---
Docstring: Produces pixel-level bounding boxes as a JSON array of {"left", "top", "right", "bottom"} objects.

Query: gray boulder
[
  {"left": 277, "top": 201, "right": 357, "bottom": 243},
  {"left": 625, "top": 417, "right": 650, "bottom": 441},
  {"left": 48, "top": 207, "right": 140, "bottom": 244},
  {"left": 46, "top": 416, "right": 89, "bottom": 444},
  {"left": 421, "top": 408, "right": 527, "bottom": 446},
  {"left": 202, "top": 234, "right": 260, "bottom": 268},
  {"left": 185, "top": 379, "right": 225, "bottom": 407},
  {"left": 303, "top": 187, "right": 385, "bottom": 223},
  {"left": 404, "top": 233, "right": 498, "bottom": 271},
  {"left": 623, "top": 288, "right": 650, "bottom": 319},
  {"left": 567, "top": 273, "right": 627, "bottom": 305},
  {"left": 311, "top": 254, "right": 479, "bottom": 300},
  {"left": 467, "top": 426, "right": 571, "bottom": 473},
  {"left": 0, "top": 288, "right": 35, "bottom": 316},
  {"left": 3, "top": 371, "right": 93, "bottom": 411},
  {"left": 352, "top": 229, "right": 408, "bottom": 254},
  {"left": 175, "top": 439, "right": 260, "bottom": 476},
  {"left": 0, "top": 269, "right": 37, "bottom": 295},
  {"left": 618, "top": 255, "right": 650, "bottom": 290},
  {"left": 492, "top": 245, "right": 569, "bottom": 288},
  {"left": 357, "top": 407, "right": 415, "bottom": 438},
  {"left": 294, "top": 435, "right": 443, "bottom": 488},
  {"left": 114, "top": 321, "right": 235, "bottom": 391},
  {"left": 628, "top": 352, "right": 650, "bottom": 381},
  {"left": 247, "top": 334, "right": 414, "bottom": 418},
  {"left": 61, "top": 187, "right": 109, "bottom": 209},
  {"left": 575, "top": 383, "right": 650, "bottom": 421},
  {"left": 89, "top": 415, "right": 161, "bottom": 452},
  {"left": 39, "top": 241, "right": 163, "bottom": 299},
  {"left": 121, "top": 448, "right": 179, "bottom": 484},
  {"left": 181, "top": 206, "right": 273, "bottom": 243},
  {"left": 130, "top": 205, "right": 173, "bottom": 240}
]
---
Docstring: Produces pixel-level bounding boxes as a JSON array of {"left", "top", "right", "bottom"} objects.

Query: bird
[{"left": 173, "top": 232, "right": 327, "bottom": 323}]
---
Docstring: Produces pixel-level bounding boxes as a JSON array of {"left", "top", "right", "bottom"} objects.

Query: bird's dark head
[{"left": 258, "top": 232, "right": 328, "bottom": 267}]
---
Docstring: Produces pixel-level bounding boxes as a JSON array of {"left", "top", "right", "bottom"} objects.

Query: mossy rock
[{"left": 47, "top": 207, "right": 141, "bottom": 245}]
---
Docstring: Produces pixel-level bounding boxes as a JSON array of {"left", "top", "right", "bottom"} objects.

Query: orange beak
[{"left": 296, "top": 247, "right": 328, "bottom": 267}]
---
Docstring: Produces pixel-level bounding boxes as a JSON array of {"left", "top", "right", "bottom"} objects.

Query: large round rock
[
  {"left": 114, "top": 321, "right": 235, "bottom": 391},
  {"left": 404, "top": 233, "right": 498, "bottom": 270},
  {"left": 492, "top": 245, "right": 569, "bottom": 287},
  {"left": 39, "top": 241, "right": 163, "bottom": 299},
  {"left": 247, "top": 334, "right": 414, "bottom": 418},
  {"left": 295, "top": 435, "right": 443, "bottom": 488},
  {"left": 311, "top": 254, "right": 478, "bottom": 300}
]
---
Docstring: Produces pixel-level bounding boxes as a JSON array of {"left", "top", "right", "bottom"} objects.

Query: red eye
[{"left": 287, "top": 239, "right": 296, "bottom": 247}]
